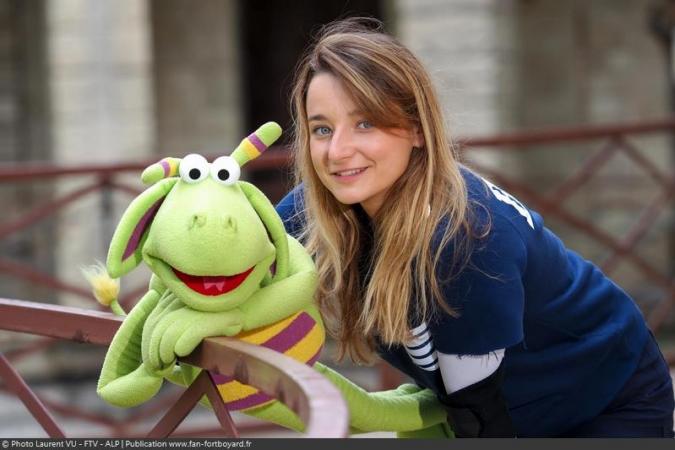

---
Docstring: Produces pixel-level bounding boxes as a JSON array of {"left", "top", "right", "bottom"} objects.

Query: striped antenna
[
  {"left": 231, "top": 122, "right": 283, "bottom": 167},
  {"left": 141, "top": 157, "right": 181, "bottom": 185}
]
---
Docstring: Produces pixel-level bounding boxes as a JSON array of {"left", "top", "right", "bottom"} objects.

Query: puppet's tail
[{"left": 81, "top": 261, "right": 126, "bottom": 316}]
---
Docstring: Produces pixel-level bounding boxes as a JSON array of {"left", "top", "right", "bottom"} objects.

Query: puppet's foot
[{"left": 97, "top": 363, "right": 167, "bottom": 408}]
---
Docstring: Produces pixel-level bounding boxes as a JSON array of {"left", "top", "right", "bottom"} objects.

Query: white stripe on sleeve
[{"left": 437, "top": 349, "right": 505, "bottom": 394}]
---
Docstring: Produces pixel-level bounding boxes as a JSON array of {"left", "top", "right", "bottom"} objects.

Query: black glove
[{"left": 441, "top": 361, "right": 516, "bottom": 438}]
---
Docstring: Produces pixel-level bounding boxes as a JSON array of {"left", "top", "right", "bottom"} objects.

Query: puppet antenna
[
  {"left": 231, "top": 121, "right": 283, "bottom": 167},
  {"left": 141, "top": 157, "right": 181, "bottom": 185}
]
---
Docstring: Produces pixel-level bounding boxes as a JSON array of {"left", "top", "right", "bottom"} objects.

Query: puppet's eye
[
  {"left": 179, "top": 154, "right": 209, "bottom": 184},
  {"left": 210, "top": 156, "right": 240, "bottom": 186}
]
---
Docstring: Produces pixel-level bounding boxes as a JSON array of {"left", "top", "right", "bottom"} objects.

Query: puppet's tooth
[{"left": 203, "top": 279, "right": 226, "bottom": 292}]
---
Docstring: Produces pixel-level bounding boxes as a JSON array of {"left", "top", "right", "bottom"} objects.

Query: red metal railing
[
  {"left": 0, "top": 298, "right": 348, "bottom": 438},
  {"left": 1, "top": 118, "right": 674, "bottom": 433}
]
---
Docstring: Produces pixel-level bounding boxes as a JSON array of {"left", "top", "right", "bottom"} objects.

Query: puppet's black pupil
[
  {"left": 218, "top": 169, "right": 230, "bottom": 181},
  {"left": 189, "top": 168, "right": 201, "bottom": 180}
]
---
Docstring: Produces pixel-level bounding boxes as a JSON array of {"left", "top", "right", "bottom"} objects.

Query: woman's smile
[
  {"left": 306, "top": 73, "right": 422, "bottom": 216},
  {"left": 331, "top": 166, "right": 369, "bottom": 180}
]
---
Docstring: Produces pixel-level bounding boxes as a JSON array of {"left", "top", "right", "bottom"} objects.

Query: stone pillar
[
  {"left": 394, "top": 0, "right": 519, "bottom": 171},
  {"left": 150, "top": 0, "right": 243, "bottom": 157},
  {"left": 395, "top": 0, "right": 519, "bottom": 133},
  {"left": 46, "top": 0, "right": 155, "bottom": 307},
  {"left": 0, "top": 0, "right": 54, "bottom": 302}
]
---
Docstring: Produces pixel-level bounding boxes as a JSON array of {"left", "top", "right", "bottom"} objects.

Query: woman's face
[{"left": 305, "top": 73, "right": 423, "bottom": 217}]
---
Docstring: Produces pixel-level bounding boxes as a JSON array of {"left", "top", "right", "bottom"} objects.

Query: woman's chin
[{"left": 332, "top": 194, "right": 365, "bottom": 207}]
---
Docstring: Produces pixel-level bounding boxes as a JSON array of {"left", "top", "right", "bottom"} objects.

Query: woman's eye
[
  {"left": 313, "top": 126, "right": 331, "bottom": 136},
  {"left": 357, "top": 120, "right": 373, "bottom": 129}
]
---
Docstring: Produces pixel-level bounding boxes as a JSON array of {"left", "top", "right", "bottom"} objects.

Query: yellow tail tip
[{"left": 81, "top": 262, "right": 120, "bottom": 307}]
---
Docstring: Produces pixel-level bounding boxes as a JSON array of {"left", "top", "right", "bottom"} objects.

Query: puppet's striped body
[{"left": 208, "top": 310, "right": 324, "bottom": 410}]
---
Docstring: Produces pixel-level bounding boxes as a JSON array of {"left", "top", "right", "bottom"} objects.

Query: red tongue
[{"left": 173, "top": 267, "right": 254, "bottom": 296}]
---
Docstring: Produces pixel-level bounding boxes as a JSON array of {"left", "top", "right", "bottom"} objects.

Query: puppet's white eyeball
[
  {"left": 210, "top": 156, "right": 240, "bottom": 186},
  {"left": 179, "top": 154, "right": 209, "bottom": 184}
]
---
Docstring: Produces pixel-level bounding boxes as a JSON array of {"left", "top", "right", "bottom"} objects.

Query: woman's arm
[{"left": 437, "top": 350, "right": 516, "bottom": 437}]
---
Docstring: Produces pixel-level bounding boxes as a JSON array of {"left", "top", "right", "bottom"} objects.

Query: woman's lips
[
  {"left": 331, "top": 167, "right": 368, "bottom": 180},
  {"left": 172, "top": 266, "right": 254, "bottom": 296}
]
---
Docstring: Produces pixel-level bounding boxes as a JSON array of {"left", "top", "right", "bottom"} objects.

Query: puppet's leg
[
  {"left": 99, "top": 362, "right": 174, "bottom": 408},
  {"left": 97, "top": 289, "right": 166, "bottom": 408}
]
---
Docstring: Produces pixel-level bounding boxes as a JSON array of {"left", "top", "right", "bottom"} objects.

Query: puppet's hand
[{"left": 146, "top": 306, "right": 243, "bottom": 370}]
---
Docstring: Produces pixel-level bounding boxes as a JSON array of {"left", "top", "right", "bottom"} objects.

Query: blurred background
[{"left": 0, "top": 0, "right": 674, "bottom": 438}]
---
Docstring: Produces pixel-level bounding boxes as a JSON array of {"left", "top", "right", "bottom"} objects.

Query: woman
[{"left": 276, "top": 18, "right": 674, "bottom": 438}]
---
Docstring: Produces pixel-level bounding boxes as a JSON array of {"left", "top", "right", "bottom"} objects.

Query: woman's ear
[{"left": 412, "top": 126, "right": 425, "bottom": 149}]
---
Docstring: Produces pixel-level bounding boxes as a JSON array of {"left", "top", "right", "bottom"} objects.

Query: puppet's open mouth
[{"left": 172, "top": 266, "right": 254, "bottom": 296}]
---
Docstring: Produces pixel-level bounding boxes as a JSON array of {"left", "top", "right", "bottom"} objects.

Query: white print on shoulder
[
  {"left": 406, "top": 322, "right": 439, "bottom": 372},
  {"left": 438, "top": 349, "right": 505, "bottom": 394},
  {"left": 482, "top": 177, "right": 534, "bottom": 229}
]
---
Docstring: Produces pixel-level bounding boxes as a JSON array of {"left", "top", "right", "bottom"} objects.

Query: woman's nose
[{"left": 327, "top": 129, "right": 356, "bottom": 161}]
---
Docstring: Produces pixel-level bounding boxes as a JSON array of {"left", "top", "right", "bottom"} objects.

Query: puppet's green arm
[
  {"left": 313, "top": 362, "right": 449, "bottom": 433},
  {"left": 239, "top": 236, "right": 317, "bottom": 330},
  {"left": 236, "top": 362, "right": 450, "bottom": 436}
]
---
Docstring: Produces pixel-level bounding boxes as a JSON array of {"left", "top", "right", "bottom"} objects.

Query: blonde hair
[{"left": 290, "top": 18, "right": 475, "bottom": 363}]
